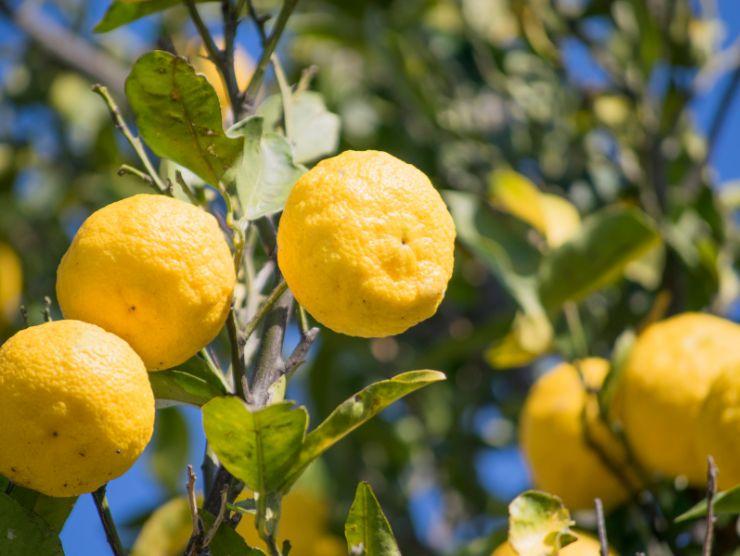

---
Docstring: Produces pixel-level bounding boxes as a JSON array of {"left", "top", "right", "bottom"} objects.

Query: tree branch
[
  {"left": 92, "top": 485, "right": 125, "bottom": 556},
  {"left": 703, "top": 456, "right": 719, "bottom": 556}
]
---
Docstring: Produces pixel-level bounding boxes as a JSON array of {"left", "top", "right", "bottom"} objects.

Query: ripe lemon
[
  {"left": 0, "top": 320, "right": 154, "bottom": 497},
  {"left": 493, "top": 532, "right": 608, "bottom": 555},
  {"left": 0, "top": 242, "right": 22, "bottom": 326},
  {"left": 520, "top": 358, "right": 631, "bottom": 510},
  {"left": 132, "top": 497, "right": 195, "bottom": 556},
  {"left": 237, "top": 489, "right": 345, "bottom": 556},
  {"left": 57, "top": 194, "right": 235, "bottom": 370},
  {"left": 190, "top": 39, "right": 253, "bottom": 114},
  {"left": 277, "top": 150, "right": 456, "bottom": 337},
  {"left": 614, "top": 313, "right": 740, "bottom": 484},
  {"left": 697, "top": 364, "right": 740, "bottom": 489}
]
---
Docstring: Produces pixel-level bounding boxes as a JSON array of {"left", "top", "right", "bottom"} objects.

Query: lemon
[
  {"left": 493, "top": 532, "right": 608, "bottom": 555},
  {"left": 0, "top": 242, "right": 22, "bottom": 326},
  {"left": 132, "top": 497, "right": 194, "bottom": 556},
  {"left": 237, "top": 489, "right": 345, "bottom": 556},
  {"left": 614, "top": 313, "right": 740, "bottom": 484},
  {"left": 277, "top": 150, "right": 456, "bottom": 337},
  {"left": 520, "top": 358, "right": 630, "bottom": 510},
  {"left": 697, "top": 364, "right": 740, "bottom": 489},
  {"left": 57, "top": 194, "right": 235, "bottom": 370},
  {"left": 0, "top": 320, "right": 154, "bottom": 497},
  {"left": 191, "top": 41, "right": 253, "bottom": 113}
]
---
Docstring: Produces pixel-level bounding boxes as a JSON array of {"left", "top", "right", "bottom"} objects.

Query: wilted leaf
[
  {"left": 126, "top": 50, "right": 243, "bottom": 185},
  {"left": 675, "top": 484, "right": 740, "bottom": 523},
  {"left": 95, "top": 0, "right": 187, "bottom": 33},
  {"left": 203, "top": 398, "right": 308, "bottom": 493},
  {"left": 345, "top": 482, "right": 401, "bottom": 556},
  {"left": 538, "top": 206, "right": 660, "bottom": 310},
  {"left": 508, "top": 491, "right": 576, "bottom": 556},
  {"left": 282, "top": 370, "right": 445, "bottom": 490},
  {"left": 227, "top": 116, "right": 306, "bottom": 220},
  {"left": 0, "top": 493, "right": 63, "bottom": 556},
  {"left": 150, "top": 355, "right": 228, "bottom": 407},
  {"left": 150, "top": 408, "right": 189, "bottom": 494}
]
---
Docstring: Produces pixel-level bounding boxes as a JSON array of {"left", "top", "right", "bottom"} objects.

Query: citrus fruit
[
  {"left": 520, "top": 358, "right": 631, "bottom": 510},
  {"left": 0, "top": 320, "right": 154, "bottom": 497},
  {"left": 237, "top": 489, "right": 344, "bottom": 556},
  {"left": 614, "top": 313, "right": 740, "bottom": 484},
  {"left": 0, "top": 242, "right": 22, "bottom": 326},
  {"left": 56, "top": 194, "right": 235, "bottom": 370},
  {"left": 697, "top": 364, "right": 740, "bottom": 489},
  {"left": 493, "top": 532, "right": 609, "bottom": 555},
  {"left": 190, "top": 40, "right": 253, "bottom": 113},
  {"left": 277, "top": 150, "right": 456, "bottom": 337},
  {"left": 132, "top": 497, "right": 195, "bottom": 556}
]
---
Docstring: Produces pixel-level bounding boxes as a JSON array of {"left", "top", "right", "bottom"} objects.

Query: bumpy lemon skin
[
  {"left": 520, "top": 358, "right": 629, "bottom": 511},
  {"left": 493, "top": 533, "right": 608, "bottom": 555},
  {"left": 0, "top": 320, "right": 154, "bottom": 497},
  {"left": 56, "top": 194, "right": 235, "bottom": 370},
  {"left": 697, "top": 364, "right": 740, "bottom": 490},
  {"left": 277, "top": 150, "right": 456, "bottom": 338},
  {"left": 614, "top": 313, "right": 740, "bottom": 484}
]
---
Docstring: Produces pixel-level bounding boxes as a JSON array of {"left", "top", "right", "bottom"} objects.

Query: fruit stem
[{"left": 92, "top": 485, "right": 126, "bottom": 556}]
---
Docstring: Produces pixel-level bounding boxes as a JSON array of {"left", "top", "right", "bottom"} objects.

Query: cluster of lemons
[
  {"left": 520, "top": 312, "right": 740, "bottom": 513},
  {"left": 0, "top": 150, "right": 456, "bottom": 515}
]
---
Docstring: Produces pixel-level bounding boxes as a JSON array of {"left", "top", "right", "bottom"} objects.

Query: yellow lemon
[
  {"left": 0, "top": 320, "right": 154, "bottom": 497},
  {"left": 132, "top": 497, "right": 194, "bottom": 556},
  {"left": 520, "top": 358, "right": 631, "bottom": 511},
  {"left": 493, "top": 532, "right": 609, "bottom": 555},
  {"left": 190, "top": 40, "right": 253, "bottom": 113},
  {"left": 614, "top": 313, "right": 740, "bottom": 484},
  {"left": 237, "top": 489, "right": 344, "bottom": 556},
  {"left": 277, "top": 150, "right": 456, "bottom": 337},
  {"left": 57, "top": 194, "right": 235, "bottom": 370},
  {"left": 697, "top": 364, "right": 740, "bottom": 489},
  {"left": 0, "top": 242, "right": 22, "bottom": 326}
]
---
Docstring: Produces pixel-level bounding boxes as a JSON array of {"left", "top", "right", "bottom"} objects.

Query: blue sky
[{"left": 2, "top": 0, "right": 739, "bottom": 553}]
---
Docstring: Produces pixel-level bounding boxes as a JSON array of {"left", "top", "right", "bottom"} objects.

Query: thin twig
[
  {"left": 284, "top": 326, "right": 319, "bottom": 378},
  {"left": 703, "top": 456, "right": 719, "bottom": 556},
  {"left": 42, "top": 296, "right": 53, "bottom": 322},
  {"left": 246, "top": 0, "right": 268, "bottom": 44},
  {"left": 19, "top": 305, "right": 28, "bottom": 327},
  {"left": 92, "top": 485, "right": 125, "bottom": 556},
  {"left": 91, "top": 85, "right": 168, "bottom": 193},
  {"left": 202, "top": 487, "right": 229, "bottom": 547},
  {"left": 243, "top": 280, "right": 289, "bottom": 341},
  {"left": 228, "top": 307, "right": 250, "bottom": 402},
  {"left": 117, "top": 164, "right": 158, "bottom": 191},
  {"left": 187, "top": 465, "right": 201, "bottom": 538},
  {"left": 244, "top": 0, "right": 301, "bottom": 104},
  {"left": 595, "top": 498, "right": 609, "bottom": 556}
]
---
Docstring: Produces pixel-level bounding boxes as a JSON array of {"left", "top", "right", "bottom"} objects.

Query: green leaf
[
  {"left": 282, "top": 370, "right": 445, "bottom": 490},
  {"left": 0, "top": 493, "right": 63, "bottom": 555},
  {"left": 283, "top": 92, "right": 341, "bottom": 164},
  {"left": 203, "top": 399, "right": 308, "bottom": 494},
  {"left": 150, "top": 355, "right": 228, "bottom": 407},
  {"left": 598, "top": 329, "right": 636, "bottom": 414},
  {"left": 126, "top": 50, "right": 243, "bottom": 185},
  {"left": 345, "top": 482, "right": 401, "bottom": 556},
  {"left": 508, "top": 490, "right": 576, "bottom": 556},
  {"left": 95, "top": 0, "right": 213, "bottom": 33},
  {"left": 538, "top": 206, "right": 660, "bottom": 310},
  {"left": 227, "top": 116, "right": 306, "bottom": 221},
  {"left": 675, "top": 485, "right": 740, "bottom": 523},
  {"left": 150, "top": 407, "right": 190, "bottom": 494},
  {"left": 6, "top": 487, "right": 76, "bottom": 534}
]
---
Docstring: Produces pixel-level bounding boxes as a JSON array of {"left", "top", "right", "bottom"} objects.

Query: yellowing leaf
[
  {"left": 489, "top": 170, "right": 580, "bottom": 248},
  {"left": 508, "top": 491, "right": 576, "bottom": 556},
  {"left": 486, "top": 312, "right": 552, "bottom": 370},
  {"left": 489, "top": 169, "right": 547, "bottom": 233},
  {"left": 539, "top": 194, "right": 581, "bottom": 248}
]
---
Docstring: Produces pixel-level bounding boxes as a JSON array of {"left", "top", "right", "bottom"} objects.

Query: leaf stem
[
  {"left": 91, "top": 84, "right": 168, "bottom": 193},
  {"left": 92, "top": 485, "right": 125, "bottom": 556},
  {"left": 243, "top": 280, "right": 289, "bottom": 341}
]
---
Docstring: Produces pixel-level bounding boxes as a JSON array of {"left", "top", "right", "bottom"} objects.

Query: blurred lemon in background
[
  {"left": 238, "top": 489, "right": 344, "bottom": 556},
  {"left": 189, "top": 40, "right": 253, "bottom": 114},
  {"left": 0, "top": 242, "right": 22, "bottom": 327},
  {"left": 493, "top": 532, "right": 610, "bottom": 555},
  {"left": 520, "top": 358, "right": 631, "bottom": 510},
  {"left": 614, "top": 313, "right": 740, "bottom": 484}
]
